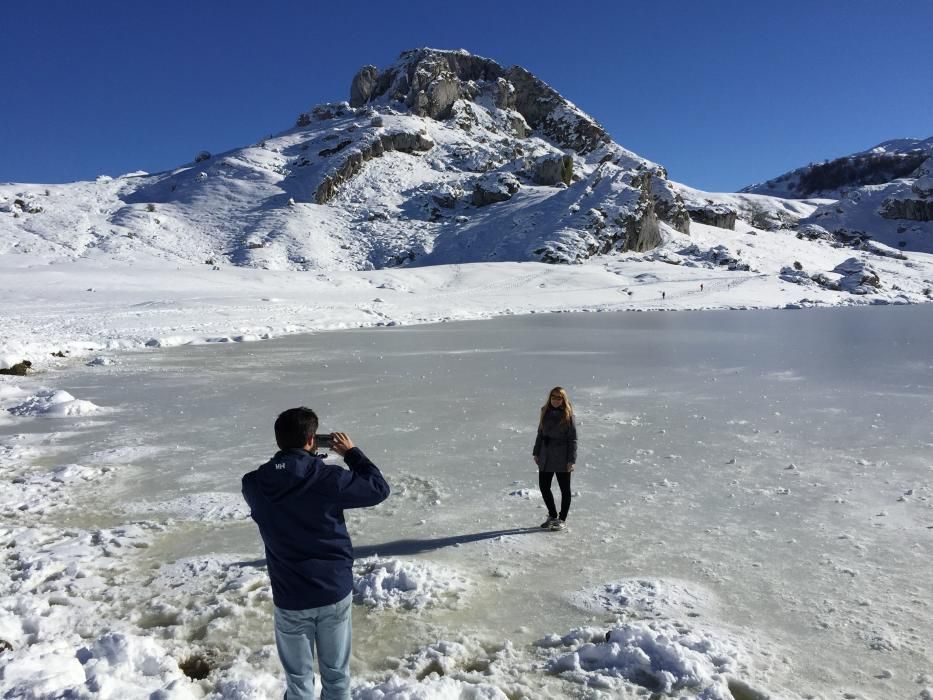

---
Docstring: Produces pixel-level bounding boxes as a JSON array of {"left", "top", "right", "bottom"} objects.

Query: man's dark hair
[{"left": 275, "top": 407, "right": 319, "bottom": 449}]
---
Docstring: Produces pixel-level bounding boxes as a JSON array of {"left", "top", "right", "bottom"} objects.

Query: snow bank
[
  {"left": 7, "top": 388, "right": 107, "bottom": 417},
  {"left": 0, "top": 523, "right": 163, "bottom": 654},
  {"left": 353, "top": 557, "right": 472, "bottom": 611},
  {"left": 542, "top": 621, "right": 755, "bottom": 698}
]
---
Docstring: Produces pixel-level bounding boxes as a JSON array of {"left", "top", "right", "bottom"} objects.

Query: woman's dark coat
[{"left": 533, "top": 407, "right": 577, "bottom": 472}]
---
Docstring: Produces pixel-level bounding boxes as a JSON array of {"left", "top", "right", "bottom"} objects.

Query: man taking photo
[{"left": 242, "top": 406, "right": 390, "bottom": 700}]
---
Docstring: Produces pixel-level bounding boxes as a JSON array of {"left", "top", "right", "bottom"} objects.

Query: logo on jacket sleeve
[{"left": 275, "top": 462, "right": 286, "bottom": 470}]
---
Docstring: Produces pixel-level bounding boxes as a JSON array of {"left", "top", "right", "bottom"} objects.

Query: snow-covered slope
[
  {"left": 799, "top": 154, "right": 933, "bottom": 254},
  {"left": 737, "top": 138, "right": 933, "bottom": 254}
]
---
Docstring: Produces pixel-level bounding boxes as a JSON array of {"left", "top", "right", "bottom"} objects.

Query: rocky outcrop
[
  {"left": 315, "top": 131, "right": 435, "bottom": 204},
  {"left": 686, "top": 203, "right": 737, "bottom": 230},
  {"left": 779, "top": 265, "right": 814, "bottom": 286},
  {"left": 531, "top": 154, "right": 573, "bottom": 186},
  {"left": 679, "top": 243, "right": 751, "bottom": 271},
  {"left": 350, "top": 65, "right": 379, "bottom": 107},
  {"left": 0, "top": 360, "right": 32, "bottom": 376},
  {"left": 880, "top": 196, "right": 933, "bottom": 222},
  {"left": 5, "top": 197, "right": 43, "bottom": 215},
  {"left": 431, "top": 182, "right": 464, "bottom": 209},
  {"left": 619, "top": 172, "right": 662, "bottom": 252},
  {"left": 912, "top": 157, "right": 933, "bottom": 195},
  {"left": 355, "top": 49, "right": 504, "bottom": 120},
  {"left": 489, "top": 77, "right": 516, "bottom": 110},
  {"left": 781, "top": 258, "right": 883, "bottom": 295},
  {"left": 504, "top": 66, "right": 609, "bottom": 155},
  {"left": 833, "top": 258, "right": 880, "bottom": 293},
  {"left": 649, "top": 178, "right": 691, "bottom": 234},
  {"left": 586, "top": 168, "right": 660, "bottom": 254},
  {"left": 472, "top": 172, "right": 520, "bottom": 206},
  {"left": 349, "top": 49, "right": 610, "bottom": 154}
]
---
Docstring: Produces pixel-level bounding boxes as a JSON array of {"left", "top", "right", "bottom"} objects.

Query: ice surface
[{"left": 1, "top": 307, "right": 932, "bottom": 698}]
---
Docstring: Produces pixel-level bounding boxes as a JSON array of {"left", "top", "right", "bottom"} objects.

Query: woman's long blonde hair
[{"left": 539, "top": 386, "right": 573, "bottom": 427}]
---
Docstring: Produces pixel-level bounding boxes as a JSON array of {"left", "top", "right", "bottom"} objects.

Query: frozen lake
[{"left": 3, "top": 305, "right": 932, "bottom": 699}]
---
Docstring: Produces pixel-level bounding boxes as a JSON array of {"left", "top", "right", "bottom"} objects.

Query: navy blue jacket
[{"left": 242, "top": 446, "right": 390, "bottom": 610}]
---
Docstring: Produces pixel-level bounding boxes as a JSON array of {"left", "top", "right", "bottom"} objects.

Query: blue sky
[{"left": 2, "top": 0, "right": 930, "bottom": 191}]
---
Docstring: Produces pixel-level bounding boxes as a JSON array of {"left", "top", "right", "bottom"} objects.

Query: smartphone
[{"left": 314, "top": 433, "right": 333, "bottom": 448}]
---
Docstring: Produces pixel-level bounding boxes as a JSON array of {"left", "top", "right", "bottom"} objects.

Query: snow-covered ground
[
  {"left": 4, "top": 213, "right": 933, "bottom": 372},
  {"left": 3, "top": 157, "right": 933, "bottom": 700},
  {"left": 2, "top": 304, "right": 932, "bottom": 699}
]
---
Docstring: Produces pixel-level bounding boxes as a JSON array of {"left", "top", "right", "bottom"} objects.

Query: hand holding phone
[{"left": 330, "top": 432, "right": 354, "bottom": 456}]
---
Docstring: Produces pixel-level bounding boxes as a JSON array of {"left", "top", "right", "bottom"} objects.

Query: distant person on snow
[
  {"left": 533, "top": 386, "right": 578, "bottom": 531},
  {"left": 242, "top": 407, "right": 390, "bottom": 700}
]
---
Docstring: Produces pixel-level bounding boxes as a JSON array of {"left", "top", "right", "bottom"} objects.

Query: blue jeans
[{"left": 273, "top": 593, "right": 353, "bottom": 700}]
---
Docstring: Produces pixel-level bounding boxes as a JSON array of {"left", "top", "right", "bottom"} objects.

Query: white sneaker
[
  {"left": 540, "top": 517, "right": 559, "bottom": 529},
  {"left": 550, "top": 519, "right": 566, "bottom": 531}
]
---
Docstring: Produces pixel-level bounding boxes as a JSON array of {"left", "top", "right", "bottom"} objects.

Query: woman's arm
[{"left": 567, "top": 417, "right": 577, "bottom": 466}]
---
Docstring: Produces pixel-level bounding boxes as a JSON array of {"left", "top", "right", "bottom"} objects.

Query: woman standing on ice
[{"left": 533, "top": 386, "right": 577, "bottom": 531}]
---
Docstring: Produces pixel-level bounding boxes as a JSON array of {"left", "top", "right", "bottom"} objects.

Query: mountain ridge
[{"left": 741, "top": 137, "right": 933, "bottom": 199}]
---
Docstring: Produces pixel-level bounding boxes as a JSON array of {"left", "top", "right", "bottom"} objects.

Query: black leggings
[{"left": 539, "top": 471, "right": 572, "bottom": 520}]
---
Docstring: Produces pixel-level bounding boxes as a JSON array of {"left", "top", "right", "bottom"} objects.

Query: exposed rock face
[
  {"left": 0, "top": 360, "right": 32, "bottom": 376},
  {"left": 877, "top": 156, "right": 933, "bottom": 221},
  {"left": 620, "top": 172, "right": 662, "bottom": 252},
  {"left": 504, "top": 66, "right": 610, "bottom": 155},
  {"left": 912, "top": 158, "right": 933, "bottom": 195},
  {"left": 491, "top": 77, "right": 516, "bottom": 110},
  {"left": 650, "top": 179, "right": 691, "bottom": 234},
  {"left": 880, "top": 196, "right": 933, "bottom": 221},
  {"left": 532, "top": 154, "right": 573, "bottom": 186},
  {"left": 686, "top": 203, "right": 737, "bottom": 230},
  {"left": 315, "top": 131, "right": 435, "bottom": 204},
  {"left": 350, "top": 49, "right": 610, "bottom": 154},
  {"left": 350, "top": 65, "right": 379, "bottom": 107},
  {"left": 359, "top": 49, "right": 504, "bottom": 120},
  {"left": 878, "top": 158, "right": 933, "bottom": 221},
  {"left": 578, "top": 168, "right": 660, "bottom": 255}
]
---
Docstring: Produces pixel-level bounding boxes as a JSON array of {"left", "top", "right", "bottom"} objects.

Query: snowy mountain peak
[
  {"left": 348, "top": 48, "right": 615, "bottom": 158},
  {"left": 2, "top": 47, "right": 695, "bottom": 271}
]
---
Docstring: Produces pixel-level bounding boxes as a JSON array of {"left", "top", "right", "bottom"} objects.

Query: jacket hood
[{"left": 255, "top": 448, "right": 326, "bottom": 503}]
